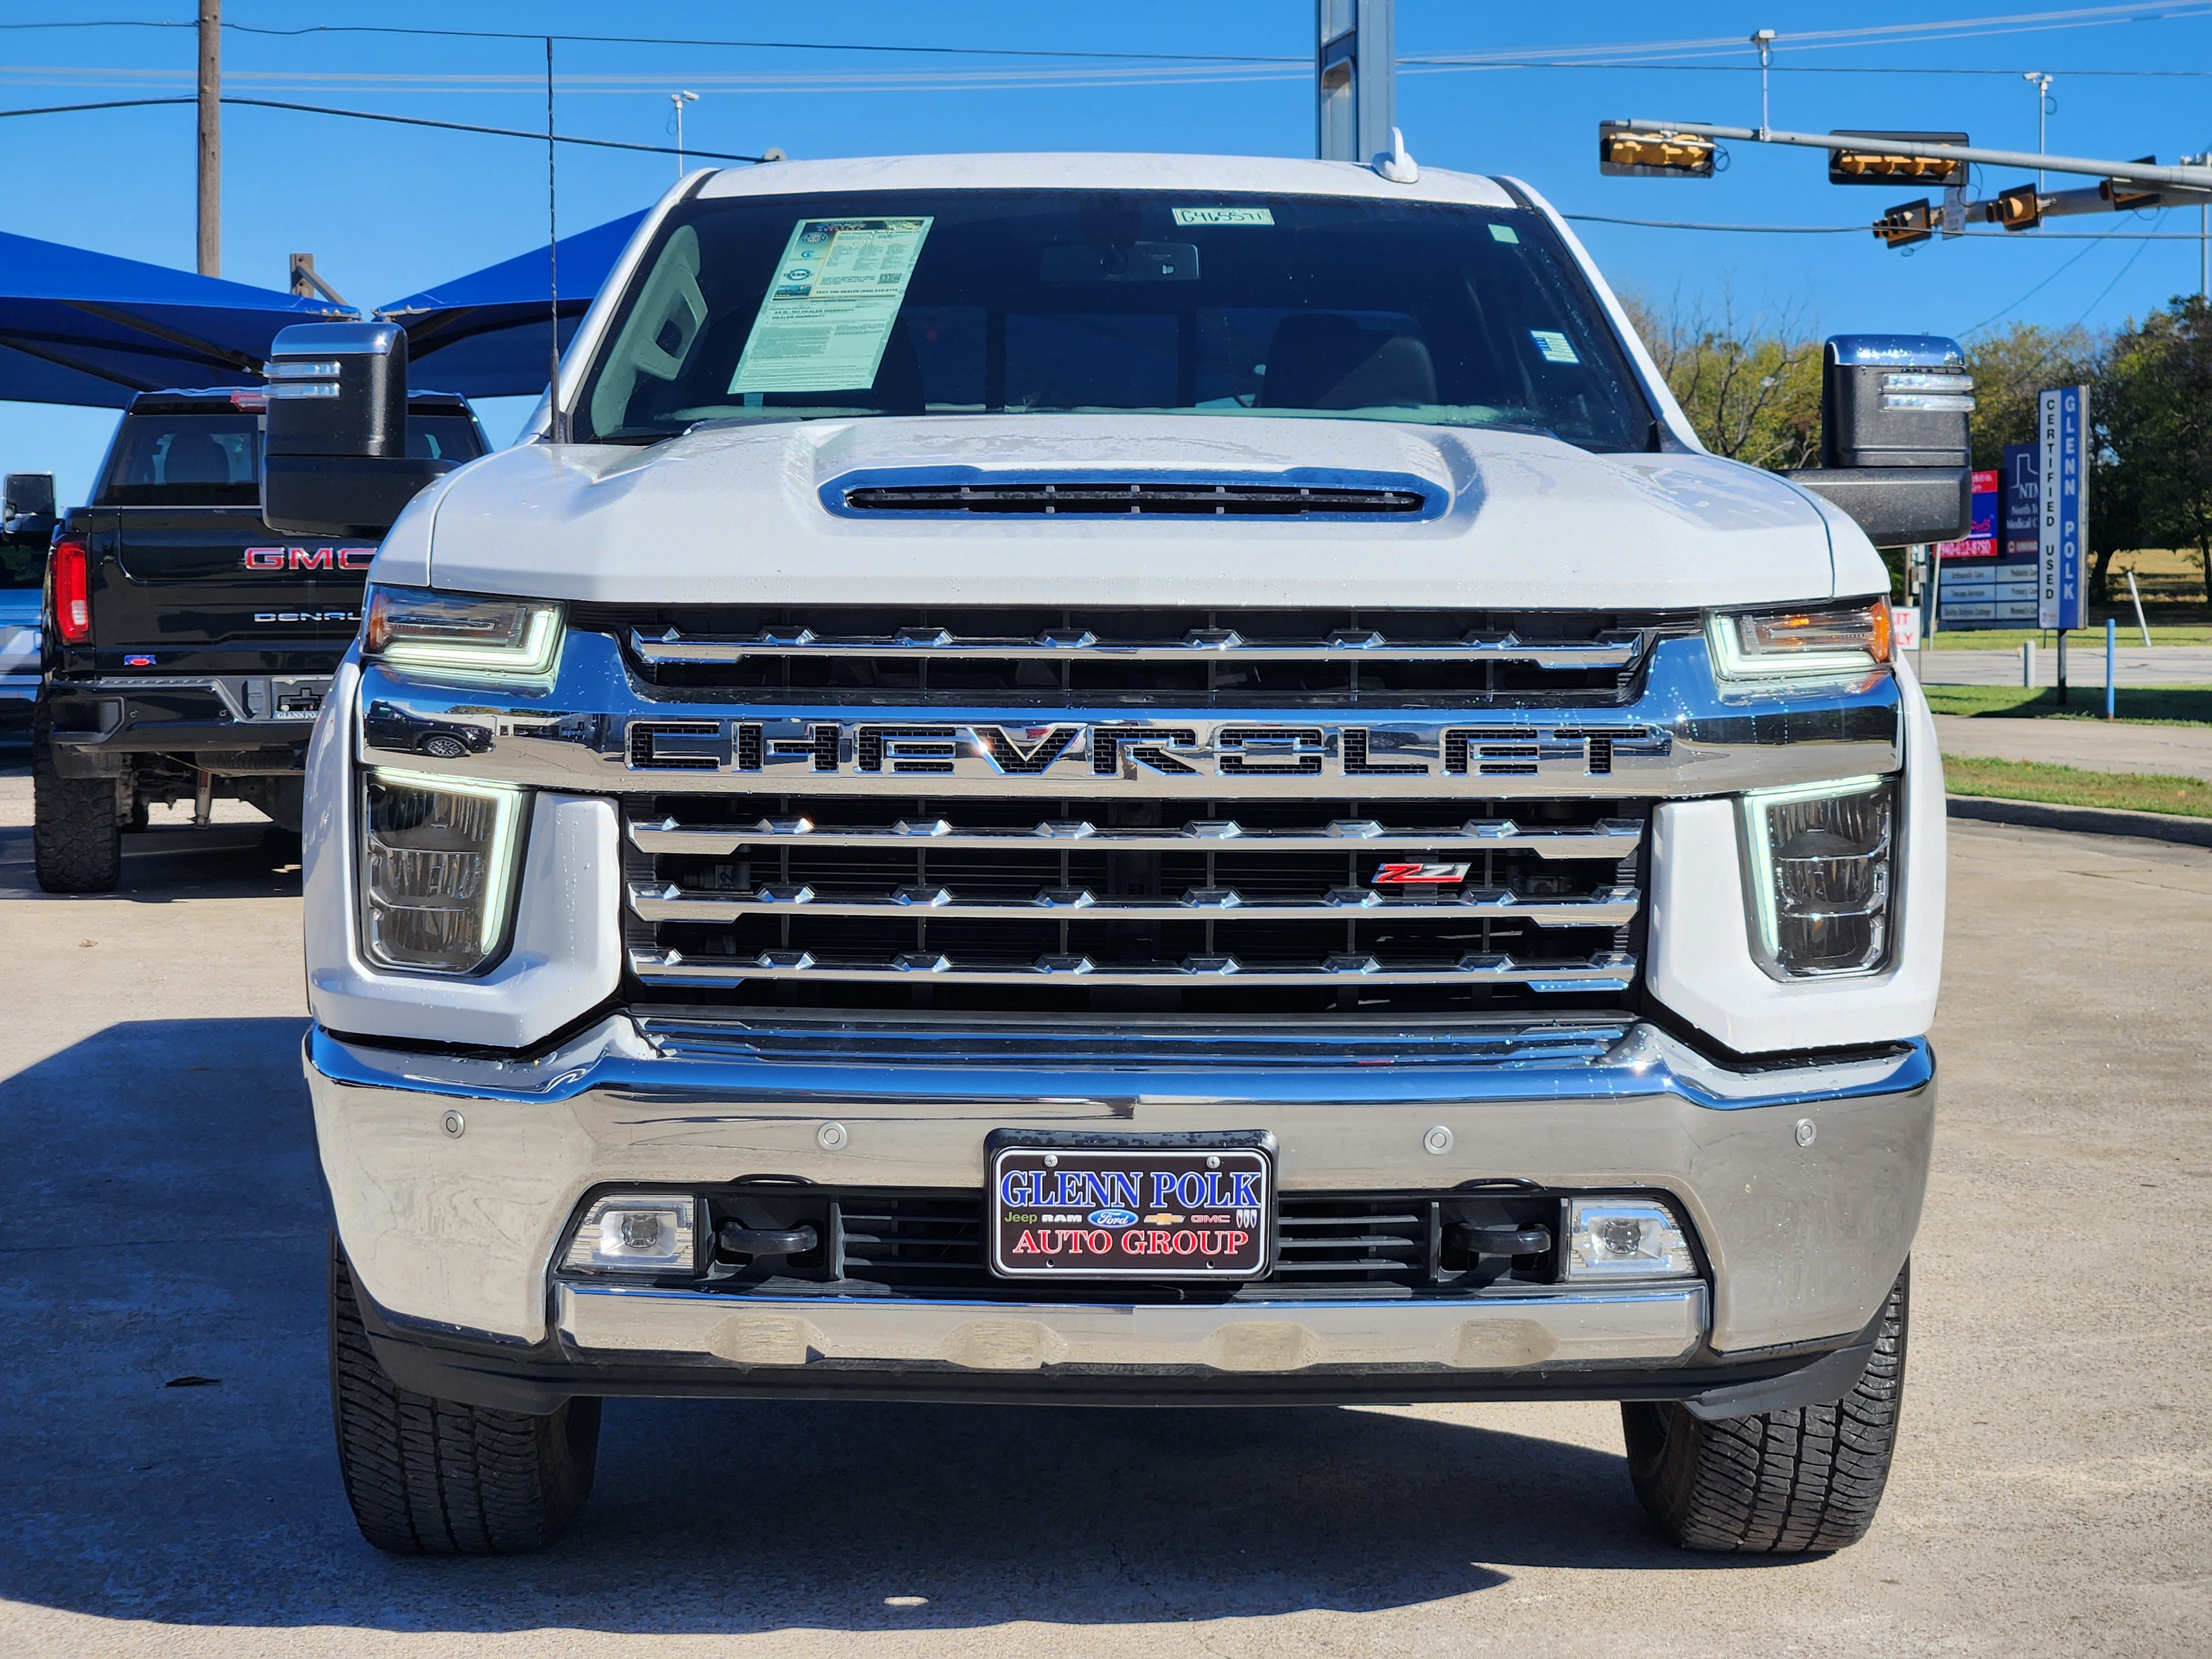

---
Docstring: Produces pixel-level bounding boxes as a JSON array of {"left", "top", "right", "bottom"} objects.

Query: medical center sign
[{"left": 2037, "top": 386, "right": 2088, "bottom": 630}]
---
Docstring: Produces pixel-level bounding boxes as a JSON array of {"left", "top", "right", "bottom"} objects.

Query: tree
[
  {"left": 2110, "top": 297, "right": 2212, "bottom": 604},
  {"left": 1622, "top": 291, "right": 1823, "bottom": 470},
  {"left": 1962, "top": 322, "right": 2096, "bottom": 472}
]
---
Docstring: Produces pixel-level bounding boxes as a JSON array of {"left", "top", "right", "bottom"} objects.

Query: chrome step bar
[
  {"left": 626, "top": 814, "right": 1647, "bottom": 860},
  {"left": 629, "top": 947, "right": 1637, "bottom": 991},
  {"left": 627, "top": 881, "right": 1641, "bottom": 928},
  {"left": 629, "top": 625, "right": 1646, "bottom": 670}
]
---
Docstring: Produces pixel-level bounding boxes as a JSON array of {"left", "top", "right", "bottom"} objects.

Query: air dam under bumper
[{"left": 307, "top": 1016, "right": 1933, "bottom": 1407}]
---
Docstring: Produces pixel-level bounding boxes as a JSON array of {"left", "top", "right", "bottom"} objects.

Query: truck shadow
[{"left": 0, "top": 1018, "right": 1794, "bottom": 1641}]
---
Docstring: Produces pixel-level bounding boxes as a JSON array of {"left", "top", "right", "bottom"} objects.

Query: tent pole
[{"left": 197, "top": 0, "right": 220, "bottom": 278}]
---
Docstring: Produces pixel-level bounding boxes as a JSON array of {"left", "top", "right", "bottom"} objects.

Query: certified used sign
[{"left": 989, "top": 1144, "right": 1272, "bottom": 1279}]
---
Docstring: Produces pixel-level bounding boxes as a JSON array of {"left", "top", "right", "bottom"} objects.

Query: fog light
[
  {"left": 562, "top": 1194, "right": 698, "bottom": 1275},
  {"left": 1564, "top": 1198, "right": 1694, "bottom": 1280}
]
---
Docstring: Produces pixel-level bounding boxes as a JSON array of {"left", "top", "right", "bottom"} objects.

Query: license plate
[{"left": 988, "top": 1139, "right": 1272, "bottom": 1280}]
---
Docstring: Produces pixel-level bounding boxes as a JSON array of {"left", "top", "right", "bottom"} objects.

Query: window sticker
[
  {"left": 729, "top": 216, "right": 933, "bottom": 394},
  {"left": 1171, "top": 206, "right": 1275, "bottom": 226},
  {"left": 1488, "top": 223, "right": 1521, "bottom": 244},
  {"left": 1530, "top": 330, "right": 1580, "bottom": 364}
]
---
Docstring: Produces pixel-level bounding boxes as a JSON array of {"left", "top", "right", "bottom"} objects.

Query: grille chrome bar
[
  {"left": 627, "top": 880, "right": 1642, "bottom": 928},
  {"left": 625, "top": 813, "right": 1647, "bottom": 860},
  {"left": 628, "top": 625, "right": 1646, "bottom": 670},
  {"left": 629, "top": 947, "right": 1637, "bottom": 991}
]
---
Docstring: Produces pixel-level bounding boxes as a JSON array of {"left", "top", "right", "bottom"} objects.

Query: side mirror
[
  {"left": 1785, "top": 335, "right": 1973, "bottom": 547},
  {"left": 4, "top": 472, "right": 55, "bottom": 519},
  {"left": 260, "top": 321, "right": 455, "bottom": 537}
]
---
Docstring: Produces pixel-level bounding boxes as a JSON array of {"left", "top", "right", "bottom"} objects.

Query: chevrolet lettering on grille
[{"left": 620, "top": 718, "right": 1667, "bottom": 789}]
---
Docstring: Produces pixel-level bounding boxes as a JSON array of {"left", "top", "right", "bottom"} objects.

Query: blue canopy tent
[
  {"left": 377, "top": 210, "right": 646, "bottom": 399},
  {"left": 0, "top": 229, "right": 351, "bottom": 409}
]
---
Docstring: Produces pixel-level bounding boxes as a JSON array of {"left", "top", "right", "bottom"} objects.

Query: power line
[
  {"left": 0, "top": 93, "right": 766, "bottom": 160},
  {"left": 1959, "top": 228, "right": 2122, "bottom": 334}
]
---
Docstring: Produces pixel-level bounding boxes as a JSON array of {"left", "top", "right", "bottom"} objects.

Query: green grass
[
  {"left": 1944, "top": 757, "right": 2212, "bottom": 819},
  {"left": 1919, "top": 683, "right": 2212, "bottom": 724}
]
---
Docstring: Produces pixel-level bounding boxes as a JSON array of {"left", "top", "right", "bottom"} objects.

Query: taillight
[{"left": 51, "top": 536, "right": 90, "bottom": 644}]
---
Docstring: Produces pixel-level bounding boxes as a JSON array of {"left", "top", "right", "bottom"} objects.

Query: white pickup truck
[{"left": 275, "top": 152, "right": 1960, "bottom": 1558}]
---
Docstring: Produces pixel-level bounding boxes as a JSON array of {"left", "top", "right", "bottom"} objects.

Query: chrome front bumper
[{"left": 307, "top": 1014, "right": 1933, "bottom": 1392}]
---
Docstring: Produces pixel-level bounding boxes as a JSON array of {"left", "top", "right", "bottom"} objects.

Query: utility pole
[
  {"left": 2022, "top": 72, "right": 2054, "bottom": 191},
  {"left": 1315, "top": 0, "right": 1395, "bottom": 164},
  {"left": 197, "top": 0, "right": 220, "bottom": 276}
]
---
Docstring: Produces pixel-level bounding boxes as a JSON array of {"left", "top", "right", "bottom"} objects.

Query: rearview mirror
[
  {"left": 260, "top": 321, "right": 455, "bottom": 537},
  {"left": 1785, "top": 335, "right": 1973, "bottom": 547}
]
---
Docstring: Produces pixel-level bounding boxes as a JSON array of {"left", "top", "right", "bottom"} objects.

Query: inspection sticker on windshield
[
  {"left": 1530, "top": 330, "right": 1580, "bottom": 364},
  {"left": 1172, "top": 206, "right": 1274, "bottom": 226},
  {"left": 729, "top": 216, "right": 932, "bottom": 394}
]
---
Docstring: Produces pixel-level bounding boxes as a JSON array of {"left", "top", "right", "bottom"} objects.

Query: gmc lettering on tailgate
[{"left": 242, "top": 547, "right": 377, "bottom": 572}]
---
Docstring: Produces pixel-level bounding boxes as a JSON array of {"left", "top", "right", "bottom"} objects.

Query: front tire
[
  {"left": 31, "top": 705, "right": 122, "bottom": 893},
  {"left": 327, "top": 1237, "right": 599, "bottom": 1555},
  {"left": 1624, "top": 1263, "right": 1909, "bottom": 1553}
]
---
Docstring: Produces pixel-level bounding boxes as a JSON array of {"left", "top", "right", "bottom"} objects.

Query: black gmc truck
[{"left": 32, "top": 384, "right": 486, "bottom": 891}]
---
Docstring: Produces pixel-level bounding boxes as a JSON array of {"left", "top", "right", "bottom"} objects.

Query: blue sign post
[{"left": 2037, "top": 387, "right": 2088, "bottom": 633}]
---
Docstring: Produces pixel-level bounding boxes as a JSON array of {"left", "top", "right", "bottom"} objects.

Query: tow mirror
[
  {"left": 1785, "top": 335, "right": 1973, "bottom": 547},
  {"left": 4, "top": 472, "right": 55, "bottom": 520},
  {"left": 260, "top": 321, "right": 455, "bottom": 537}
]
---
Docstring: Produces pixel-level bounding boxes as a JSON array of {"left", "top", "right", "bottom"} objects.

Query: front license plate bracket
[{"left": 985, "top": 1128, "right": 1276, "bottom": 1281}]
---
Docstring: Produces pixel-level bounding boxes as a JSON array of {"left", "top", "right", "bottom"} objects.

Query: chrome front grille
[
  {"left": 570, "top": 604, "right": 1688, "bottom": 706},
  {"left": 623, "top": 791, "right": 1646, "bottom": 1014}
]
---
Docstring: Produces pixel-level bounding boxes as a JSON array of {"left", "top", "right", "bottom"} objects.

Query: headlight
[
  {"left": 359, "top": 768, "right": 526, "bottom": 974},
  {"left": 363, "top": 585, "right": 562, "bottom": 680},
  {"left": 1739, "top": 774, "right": 1896, "bottom": 980},
  {"left": 1708, "top": 598, "right": 1891, "bottom": 684}
]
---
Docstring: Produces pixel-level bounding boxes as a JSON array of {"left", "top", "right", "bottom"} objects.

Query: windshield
[{"left": 575, "top": 189, "right": 1653, "bottom": 451}]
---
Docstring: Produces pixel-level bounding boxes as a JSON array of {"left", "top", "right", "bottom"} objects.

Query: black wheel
[
  {"left": 1624, "top": 1263, "right": 1908, "bottom": 1554},
  {"left": 31, "top": 703, "right": 122, "bottom": 893},
  {"left": 327, "top": 1237, "right": 599, "bottom": 1556}
]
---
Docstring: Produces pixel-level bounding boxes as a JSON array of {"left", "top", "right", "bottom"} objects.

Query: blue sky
[{"left": 6, "top": 1, "right": 2211, "bottom": 504}]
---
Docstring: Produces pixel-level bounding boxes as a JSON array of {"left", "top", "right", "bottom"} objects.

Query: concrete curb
[{"left": 1947, "top": 794, "right": 2212, "bottom": 848}]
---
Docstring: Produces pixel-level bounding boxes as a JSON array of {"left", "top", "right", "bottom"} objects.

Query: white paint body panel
[
  {"left": 1647, "top": 658, "right": 1946, "bottom": 1053},
  {"left": 419, "top": 418, "right": 1838, "bottom": 611}
]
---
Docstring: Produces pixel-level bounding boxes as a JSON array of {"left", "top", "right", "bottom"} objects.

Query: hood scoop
[{"left": 824, "top": 469, "right": 1444, "bottom": 520}]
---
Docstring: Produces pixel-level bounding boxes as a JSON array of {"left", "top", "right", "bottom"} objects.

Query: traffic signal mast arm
[{"left": 1618, "top": 121, "right": 2212, "bottom": 194}]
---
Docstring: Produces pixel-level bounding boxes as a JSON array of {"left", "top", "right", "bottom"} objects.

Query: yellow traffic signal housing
[
  {"left": 1872, "top": 199, "right": 1935, "bottom": 249},
  {"left": 1828, "top": 132, "right": 1969, "bottom": 188},
  {"left": 1598, "top": 121, "right": 1716, "bottom": 179},
  {"left": 1985, "top": 185, "right": 2043, "bottom": 231},
  {"left": 2101, "top": 160, "right": 2162, "bottom": 210}
]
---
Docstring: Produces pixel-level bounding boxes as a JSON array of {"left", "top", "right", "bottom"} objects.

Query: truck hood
[{"left": 405, "top": 415, "right": 1842, "bottom": 611}]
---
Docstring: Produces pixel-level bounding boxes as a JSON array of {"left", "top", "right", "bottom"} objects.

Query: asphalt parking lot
[{"left": 1, "top": 755, "right": 2206, "bottom": 1658}]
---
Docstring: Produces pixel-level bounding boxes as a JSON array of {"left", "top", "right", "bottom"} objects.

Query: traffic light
[
  {"left": 1985, "top": 185, "right": 2043, "bottom": 231},
  {"left": 1598, "top": 121, "right": 1716, "bottom": 178},
  {"left": 1828, "top": 132, "right": 1969, "bottom": 187},
  {"left": 1873, "top": 199, "right": 1935, "bottom": 249},
  {"left": 2102, "top": 159, "right": 2161, "bottom": 210}
]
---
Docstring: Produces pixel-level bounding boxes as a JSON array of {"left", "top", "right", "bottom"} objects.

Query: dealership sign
[{"left": 2037, "top": 387, "right": 2088, "bottom": 630}]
